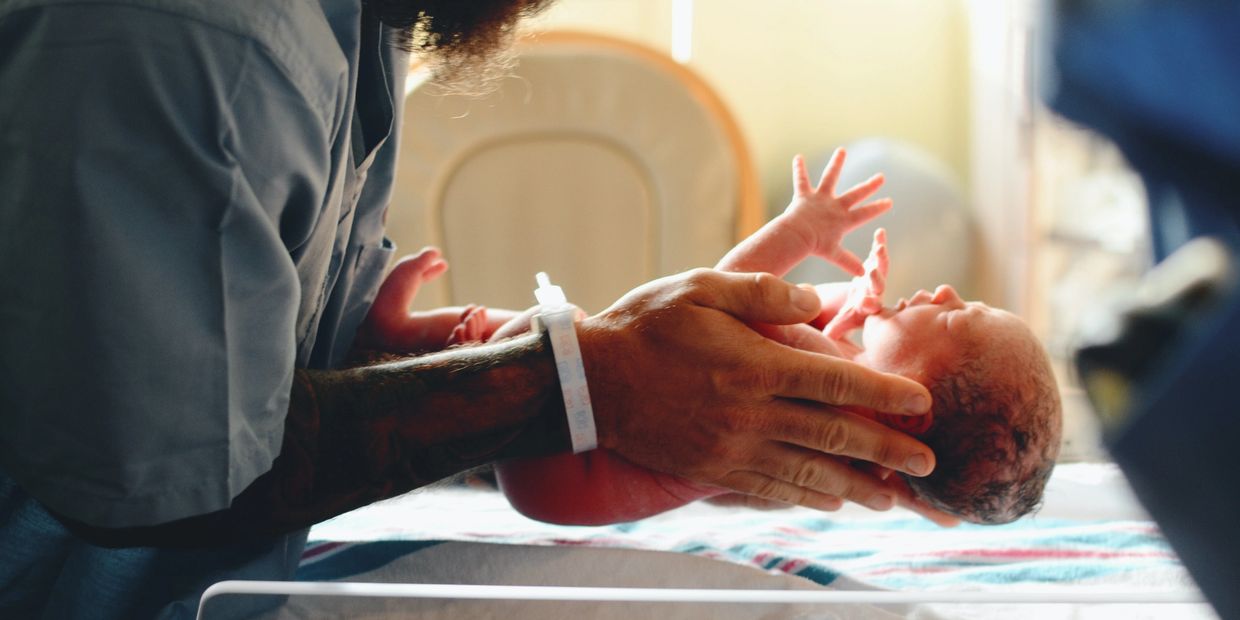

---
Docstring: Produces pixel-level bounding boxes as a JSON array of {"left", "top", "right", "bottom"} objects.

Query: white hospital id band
[{"left": 532, "top": 273, "right": 598, "bottom": 453}]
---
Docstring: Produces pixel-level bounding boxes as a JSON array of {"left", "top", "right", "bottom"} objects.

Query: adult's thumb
[{"left": 686, "top": 269, "right": 820, "bottom": 326}]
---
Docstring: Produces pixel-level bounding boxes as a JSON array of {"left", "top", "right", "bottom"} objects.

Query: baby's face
[{"left": 856, "top": 285, "right": 1030, "bottom": 383}]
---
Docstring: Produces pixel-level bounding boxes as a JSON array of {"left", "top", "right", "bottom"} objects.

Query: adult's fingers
[
  {"left": 749, "top": 322, "right": 839, "bottom": 355},
  {"left": 685, "top": 269, "right": 822, "bottom": 326},
  {"left": 762, "top": 395, "right": 935, "bottom": 477},
  {"left": 746, "top": 443, "right": 899, "bottom": 510},
  {"left": 717, "top": 471, "right": 844, "bottom": 512},
  {"left": 764, "top": 347, "right": 932, "bottom": 417},
  {"left": 885, "top": 476, "right": 962, "bottom": 527},
  {"left": 703, "top": 493, "right": 793, "bottom": 511}
]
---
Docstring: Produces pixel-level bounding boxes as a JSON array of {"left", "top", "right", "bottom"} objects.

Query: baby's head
[{"left": 857, "top": 285, "right": 1062, "bottom": 524}]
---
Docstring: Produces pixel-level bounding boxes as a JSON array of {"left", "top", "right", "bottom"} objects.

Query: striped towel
[{"left": 300, "top": 464, "right": 1195, "bottom": 593}]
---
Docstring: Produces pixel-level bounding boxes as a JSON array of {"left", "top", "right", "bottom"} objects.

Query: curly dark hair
[
  {"left": 904, "top": 333, "right": 1063, "bottom": 524},
  {"left": 366, "top": 0, "right": 554, "bottom": 93}
]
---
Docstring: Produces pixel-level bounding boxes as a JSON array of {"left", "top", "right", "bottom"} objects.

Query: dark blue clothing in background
[{"left": 1049, "top": 2, "right": 1240, "bottom": 618}]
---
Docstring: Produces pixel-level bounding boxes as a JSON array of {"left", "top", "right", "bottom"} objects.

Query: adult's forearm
[
  {"left": 301, "top": 331, "right": 572, "bottom": 489},
  {"left": 57, "top": 331, "right": 570, "bottom": 548}
]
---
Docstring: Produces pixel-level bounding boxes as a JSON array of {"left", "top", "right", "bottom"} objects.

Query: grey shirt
[{"left": 0, "top": 0, "right": 406, "bottom": 527}]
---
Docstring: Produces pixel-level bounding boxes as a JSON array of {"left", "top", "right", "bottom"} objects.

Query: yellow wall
[{"left": 524, "top": 0, "right": 971, "bottom": 215}]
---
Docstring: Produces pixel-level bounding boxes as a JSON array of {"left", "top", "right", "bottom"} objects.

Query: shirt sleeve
[{"left": 0, "top": 5, "right": 343, "bottom": 526}]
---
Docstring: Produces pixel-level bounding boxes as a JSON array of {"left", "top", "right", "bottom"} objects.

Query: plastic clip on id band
[{"left": 533, "top": 272, "right": 598, "bottom": 453}]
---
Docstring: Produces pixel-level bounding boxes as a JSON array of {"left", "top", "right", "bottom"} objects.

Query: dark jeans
[{"left": 0, "top": 470, "right": 307, "bottom": 620}]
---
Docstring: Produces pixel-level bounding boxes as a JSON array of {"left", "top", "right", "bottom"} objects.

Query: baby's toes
[{"left": 462, "top": 305, "right": 488, "bottom": 341}]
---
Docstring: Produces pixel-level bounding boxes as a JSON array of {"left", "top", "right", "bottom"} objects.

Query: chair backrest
[{"left": 387, "top": 31, "right": 761, "bottom": 313}]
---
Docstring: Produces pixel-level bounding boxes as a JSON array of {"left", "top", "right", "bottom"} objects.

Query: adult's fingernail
[
  {"left": 906, "top": 454, "right": 931, "bottom": 476},
  {"left": 866, "top": 494, "right": 895, "bottom": 511},
  {"left": 903, "top": 394, "right": 930, "bottom": 414},
  {"left": 794, "top": 284, "right": 820, "bottom": 312}
]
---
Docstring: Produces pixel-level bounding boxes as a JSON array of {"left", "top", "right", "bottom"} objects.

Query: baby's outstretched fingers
[
  {"left": 815, "top": 147, "right": 846, "bottom": 194},
  {"left": 828, "top": 246, "right": 865, "bottom": 277},
  {"left": 792, "top": 154, "right": 814, "bottom": 197},
  {"left": 859, "top": 295, "right": 884, "bottom": 315},
  {"left": 846, "top": 198, "right": 893, "bottom": 230},
  {"left": 861, "top": 229, "right": 889, "bottom": 294},
  {"left": 864, "top": 229, "right": 889, "bottom": 271},
  {"left": 836, "top": 173, "right": 885, "bottom": 209},
  {"left": 867, "top": 269, "right": 886, "bottom": 298}
]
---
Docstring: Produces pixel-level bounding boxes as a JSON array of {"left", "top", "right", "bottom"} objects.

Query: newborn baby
[{"left": 494, "top": 149, "right": 1063, "bottom": 526}]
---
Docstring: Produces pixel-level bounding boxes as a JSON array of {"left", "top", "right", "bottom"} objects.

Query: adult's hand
[{"left": 578, "top": 268, "right": 935, "bottom": 512}]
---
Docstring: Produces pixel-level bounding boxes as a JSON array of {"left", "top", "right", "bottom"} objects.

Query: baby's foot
[
  {"left": 447, "top": 304, "right": 488, "bottom": 346},
  {"left": 358, "top": 246, "right": 449, "bottom": 349}
]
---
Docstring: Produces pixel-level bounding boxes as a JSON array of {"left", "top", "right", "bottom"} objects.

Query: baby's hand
[
  {"left": 824, "top": 229, "right": 889, "bottom": 340},
  {"left": 787, "top": 148, "right": 892, "bottom": 276}
]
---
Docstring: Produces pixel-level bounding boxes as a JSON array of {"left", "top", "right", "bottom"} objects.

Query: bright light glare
[{"left": 672, "top": 0, "right": 694, "bottom": 64}]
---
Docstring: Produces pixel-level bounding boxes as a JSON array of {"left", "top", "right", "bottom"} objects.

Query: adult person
[
  {"left": 1048, "top": 1, "right": 1240, "bottom": 617},
  {"left": 0, "top": 1, "right": 935, "bottom": 617}
]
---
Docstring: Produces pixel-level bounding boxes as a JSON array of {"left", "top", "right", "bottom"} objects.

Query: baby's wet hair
[{"left": 904, "top": 335, "right": 1062, "bottom": 524}]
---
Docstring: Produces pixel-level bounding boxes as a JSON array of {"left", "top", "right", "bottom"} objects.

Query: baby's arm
[
  {"left": 718, "top": 151, "right": 892, "bottom": 360},
  {"left": 717, "top": 149, "right": 891, "bottom": 278}
]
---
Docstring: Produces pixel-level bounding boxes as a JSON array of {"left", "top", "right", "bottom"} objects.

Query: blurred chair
[{"left": 387, "top": 31, "right": 762, "bottom": 313}]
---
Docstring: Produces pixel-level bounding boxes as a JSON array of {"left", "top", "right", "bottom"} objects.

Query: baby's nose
[{"left": 932, "top": 284, "right": 964, "bottom": 307}]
